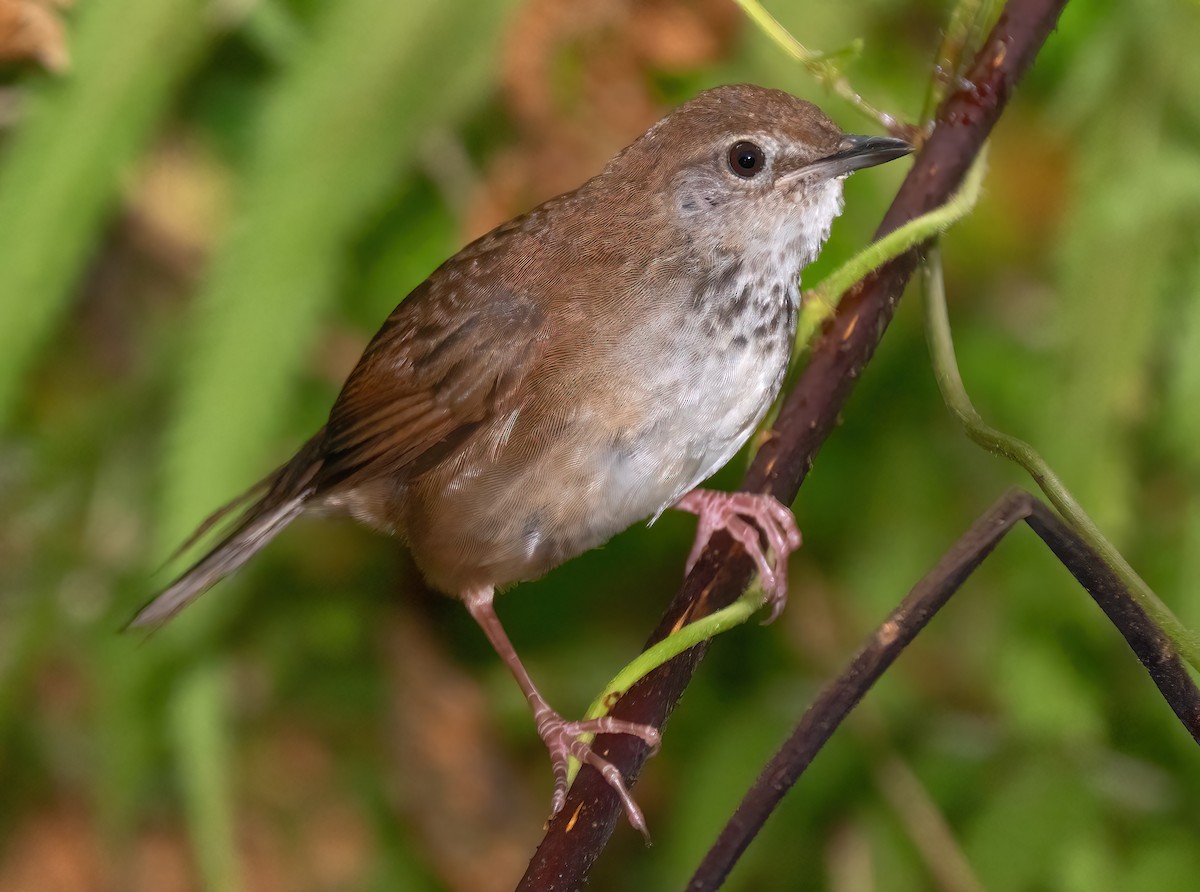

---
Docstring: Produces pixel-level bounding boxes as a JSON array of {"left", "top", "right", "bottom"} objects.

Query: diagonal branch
[
  {"left": 685, "top": 488, "right": 1200, "bottom": 890},
  {"left": 517, "top": 0, "right": 1070, "bottom": 888}
]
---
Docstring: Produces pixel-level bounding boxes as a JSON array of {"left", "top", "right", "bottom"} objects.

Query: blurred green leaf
[
  {"left": 965, "top": 756, "right": 1095, "bottom": 891},
  {"left": 0, "top": 0, "right": 212, "bottom": 424},
  {"left": 150, "top": 1, "right": 516, "bottom": 886},
  {"left": 161, "top": 0, "right": 516, "bottom": 560},
  {"left": 170, "top": 663, "right": 238, "bottom": 891}
]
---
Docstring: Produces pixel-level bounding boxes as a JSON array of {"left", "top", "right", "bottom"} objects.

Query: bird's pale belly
[{"left": 401, "top": 289, "right": 796, "bottom": 593}]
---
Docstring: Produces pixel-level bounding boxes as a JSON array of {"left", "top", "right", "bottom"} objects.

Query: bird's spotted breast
[{"left": 646, "top": 263, "right": 798, "bottom": 509}]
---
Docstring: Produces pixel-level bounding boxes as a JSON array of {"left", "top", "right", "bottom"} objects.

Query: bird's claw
[
  {"left": 675, "top": 489, "right": 802, "bottom": 622},
  {"left": 535, "top": 705, "right": 661, "bottom": 842}
]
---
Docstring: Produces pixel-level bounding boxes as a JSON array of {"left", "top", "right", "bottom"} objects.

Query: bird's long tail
[{"left": 128, "top": 432, "right": 327, "bottom": 629}]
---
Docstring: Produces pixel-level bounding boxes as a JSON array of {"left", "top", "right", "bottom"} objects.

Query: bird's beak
[{"left": 800, "top": 134, "right": 914, "bottom": 181}]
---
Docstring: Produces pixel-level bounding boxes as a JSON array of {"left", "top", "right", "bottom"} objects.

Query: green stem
[
  {"left": 795, "top": 149, "right": 990, "bottom": 361},
  {"left": 733, "top": 0, "right": 903, "bottom": 135},
  {"left": 922, "top": 243, "right": 1200, "bottom": 671},
  {"left": 919, "top": 0, "right": 994, "bottom": 123},
  {"left": 566, "top": 588, "right": 767, "bottom": 784}
]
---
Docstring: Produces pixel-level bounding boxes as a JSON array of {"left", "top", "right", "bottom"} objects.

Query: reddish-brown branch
[{"left": 517, "top": 1, "right": 1071, "bottom": 888}]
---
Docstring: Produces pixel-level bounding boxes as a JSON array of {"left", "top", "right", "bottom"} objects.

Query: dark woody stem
[
  {"left": 517, "top": 0, "right": 1072, "bottom": 889},
  {"left": 685, "top": 488, "right": 1200, "bottom": 891}
]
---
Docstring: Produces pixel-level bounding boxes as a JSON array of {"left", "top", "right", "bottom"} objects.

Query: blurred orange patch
[{"left": 0, "top": 0, "right": 72, "bottom": 73}]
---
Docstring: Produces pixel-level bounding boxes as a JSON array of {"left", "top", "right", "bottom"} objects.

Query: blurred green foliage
[{"left": 1, "top": 0, "right": 1198, "bottom": 890}]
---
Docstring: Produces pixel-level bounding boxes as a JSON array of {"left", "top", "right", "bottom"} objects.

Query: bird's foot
[
  {"left": 533, "top": 701, "right": 661, "bottom": 841},
  {"left": 675, "top": 489, "right": 802, "bottom": 622},
  {"left": 462, "top": 587, "right": 661, "bottom": 840}
]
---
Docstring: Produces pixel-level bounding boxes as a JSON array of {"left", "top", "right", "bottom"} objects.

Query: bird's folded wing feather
[{"left": 318, "top": 279, "right": 547, "bottom": 487}]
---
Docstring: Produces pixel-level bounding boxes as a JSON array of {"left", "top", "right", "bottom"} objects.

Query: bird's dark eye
[{"left": 728, "top": 141, "right": 765, "bottom": 177}]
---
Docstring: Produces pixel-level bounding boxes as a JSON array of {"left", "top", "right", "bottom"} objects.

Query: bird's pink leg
[
  {"left": 674, "top": 489, "right": 802, "bottom": 622},
  {"left": 462, "top": 586, "right": 661, "bottom": 840}
]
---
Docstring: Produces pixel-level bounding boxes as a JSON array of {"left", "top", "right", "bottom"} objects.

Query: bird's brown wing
[
  {"left": 132, "top": 267, "right": 548, "bottom": 627},
  {"left": 317, "top": 276, "right": 548, "bottom": 489}
]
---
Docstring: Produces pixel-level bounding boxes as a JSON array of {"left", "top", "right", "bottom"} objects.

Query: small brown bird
[{"left": 133, "top": 85, "right": 911, "bottom": 833}]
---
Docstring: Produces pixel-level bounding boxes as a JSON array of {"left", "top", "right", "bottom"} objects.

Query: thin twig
[
  {"left": 732, "top": 0, "right": 912, "bottom": 139},
  {"left": 685, "top": 489, "right": 1200, "bottom": 890},
  {"left": 919, "top": 0, "right": 995, "bottom": 123},
  {"left": 922, "top": 246, "right": 1200, "bottom": 667},
  {"left": 871, "top": 753, "right": 990, "bottom": 892}
]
